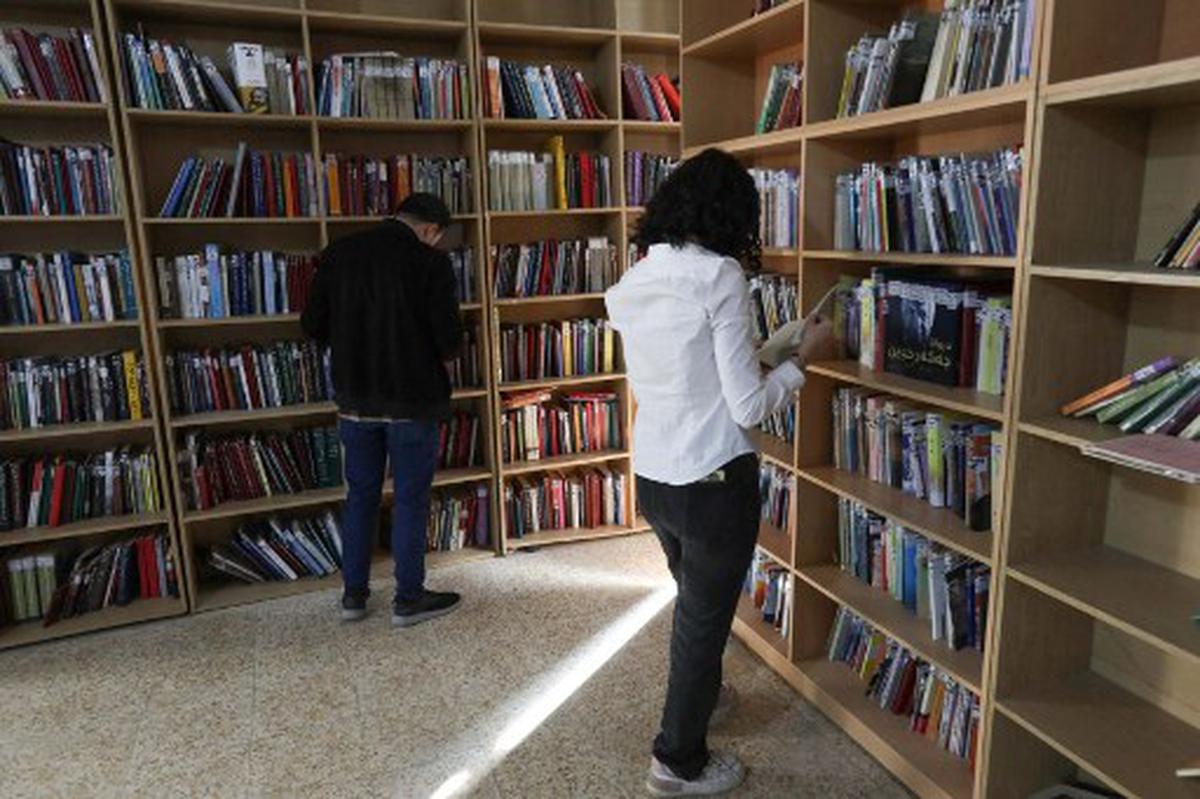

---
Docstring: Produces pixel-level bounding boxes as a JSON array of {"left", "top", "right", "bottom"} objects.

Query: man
[{"left": 302, "top": 192, "right": 463, "bottom": 627}]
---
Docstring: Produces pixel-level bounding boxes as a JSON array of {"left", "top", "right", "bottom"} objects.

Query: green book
[
  {"left": 1095, "top": 366, "right": 1185, "bottom": 425},
  {"left": 34, "top": 554, "right": 56, "bottom": 618},
  {"left": 7, "top": 559, "right": 28, "bottom": 622},
  {"left": 1122, "top": 373, "right": 1200, "bottom": 433}
]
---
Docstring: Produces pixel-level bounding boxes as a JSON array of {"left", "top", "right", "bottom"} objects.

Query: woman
[{"left": 605, "top": 148, "right": 831, "bottom": 796}]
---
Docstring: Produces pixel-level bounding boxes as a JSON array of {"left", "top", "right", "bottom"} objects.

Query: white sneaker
[
  {"left": 709, "top": 682, "right": 738, "bottom": 728},
  {"left": 646, "top": 751, "right": 746, "bottom": 796}
]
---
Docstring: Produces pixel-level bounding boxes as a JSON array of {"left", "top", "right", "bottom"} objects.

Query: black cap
[{"left": 396, "top": 192, "right": 452, "bottom": 228}]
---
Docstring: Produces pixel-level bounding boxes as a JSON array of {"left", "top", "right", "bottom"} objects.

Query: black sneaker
[
  {"left": 392, "top": 590, "right": 461, "bottom": 628},
  {"left": 341, "top": 589, "right": 369, "bottom": 622}
]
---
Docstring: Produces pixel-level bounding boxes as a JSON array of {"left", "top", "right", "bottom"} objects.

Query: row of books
[
  {"left": 155, "top": 248, "right": 316, "bottom": 320},
  {"left": 744, "top": 549, "right": 791, "bottom": 638},
  {"left": 316, "top": 55, "right": 469, "bottom": 120},
  {"left": 448, "top": 247, "right": 476, "bottom": 304},
  {"left": 1062, "top": 357, "right": 1200, "bottom": 439},
  {"left": 487, "top": 145, "right": 613, "bottom": 212},
  {"left": 120, "top": 33, "right": 309, "bottom": 114},
  {"left": 447, "top": 329, "right": 483, "bottom": 390},
  {"left": 759, "top": 462, "right": 794, "bottom": 534},
  {"left": 750, "top": 168, "right": 800, "bottom": 249},
  {"left": 756, "top": 62, "right": 803, "bottom": 133},
  {"left": 179, "top": 425, "right": 342, "bottom": 511},
  {"left": 437, "top": 410, "right": 481, "bottom": 470},
  {"left": 498, "top": 318, "right": 618, "bottom": 384},
  {"left": 834, "top": 272, "right": 1012, "bottom": 394},
  {"left": 0, "top": 27, "right": 106, "bottom": 103},
  {"left": 0, "top": 142, "right": 120, "bottom": 217},
  {"left": 499, "top": 390, "right": 622, "bottom": 464},
  {"left": 748, "top": 274, "right": 798, "bottom": 343},
  {"left": 503, "top": 467, "right": 627, "bottom": 538},
  {"left": 827, "top": 607, "right": 980, "bottom": 764},
  {"left": 428, "top": 484, "right": 490, "bottom": 552},
  {"left": 492, "top": 237, "right": 617, "bottom": 299},
  {"left": 624, "top": 151, "right": 677, "bottom": 208},
  {"left": 0, "top": 448, "right": 163, "bottom": 532},
  {"left": 324, "top": 153, "right": 473, "bottom": 217},
  {"left": 832, "top": 388, "right": 1001, "bottom": 532},
  {"left": 834, "top": 148, "right": 1023, "bottom": 257},
  {"left": 620, "top": 62, "right": 680, "bottom": 123},
  {"left": 0, "top": 351, "right": 149, "bottom": 430},
  {"left": 0, "top": 251, "right": 139, "bottom": 328},
  {"left": 837, "top": 498, "right": 989, "bottom": 651},
  {"left": 3, "top": 532, "right": 178, "bottom": 626},
  {"left": 762, "top": 404, "right": 796, "bottom": 446},
  {"left": 836, "top": 1, "right": 1034, "bottom": 119},
  {"left": 163, "top": 341, "right": 332, "bottom": 417},
  {"left": 206, "top": 511, "right": 343, "bottom": 584},
  {"left": 1154, "top": 201, "right": 1200, "bottom": 270},
  {"left": 483, "top": 58, "right": 604, "bottom": 120},
  {"left": 159, "top": 146, "right": 318, "bottom": 218}
]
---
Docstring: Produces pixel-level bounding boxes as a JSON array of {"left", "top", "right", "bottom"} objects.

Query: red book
[
  {"left": 579, "top": 154, "right": 593, "bottom": 208},
  {"left": 242, "top": 348, "right": 263, "bottom": 407},
  {"left": 262, "top": 155, "right": 277, "bottom": 218},
  {"left": 959, "top": 290, "right": 977, "bottom": 388},
  {"left": 52, "top": 38, "right": 85, "bottom": 101},
  {"left": 573, "top": 70, "right": 602, "bottom": 119},
  {"left": 655, "top": 74, "right": 681, "bottom": 120},
  {"left": 621, "top": 65, "right": 650, "bottom": 120},
  {"left": 11, "top": 31, "right": 51, "bottom": 100},
  {"left": 645, "top": 74, "right": 672, "bottom": 121},
  {"left": 136, "top": 537, "right": 151, "bottom": 598},
  {"left": 145, "top": 537, "right": 161, "bottom": 598},
  {"left": 46, "top": 459, "right": 67, "bottom": 527}
]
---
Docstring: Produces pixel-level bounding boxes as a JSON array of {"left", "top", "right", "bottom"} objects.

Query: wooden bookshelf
[{"left": 0, "top": 0, "right": 187, "bottom": 649}]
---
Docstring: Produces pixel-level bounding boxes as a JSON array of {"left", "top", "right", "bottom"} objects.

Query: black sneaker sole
[{"left": 392, "top": 600, "right": 460, "bottom": 628}]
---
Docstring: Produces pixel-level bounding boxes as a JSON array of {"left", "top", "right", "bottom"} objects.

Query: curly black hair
[{"left": 633, "top": 148, "right": 761, "bottom": 270}]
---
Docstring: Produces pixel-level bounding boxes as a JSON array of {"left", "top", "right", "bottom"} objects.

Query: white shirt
[{"left": 605, "top": 243, "right": 805, "bottom": 486}]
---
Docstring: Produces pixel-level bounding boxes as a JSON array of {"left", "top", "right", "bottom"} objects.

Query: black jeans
[{"left": 637, "top": 452, "right": 761, "bottom": 780}]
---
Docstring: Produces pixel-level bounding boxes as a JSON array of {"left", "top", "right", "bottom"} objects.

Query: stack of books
[
  {"left": 834, "top": 148, "right": 1023, "bottom": 256},
  {"left": 833, "top": 388, "right": 1002, "bottom": 532},
  {"left": 316, "top": 54, "right": 469, "bottom": 119},
  {"left": 744, "top": 549, "right": 791, "bottom": 638},
  {"left": 323, "top": 153, "right": 473, "bottom": 217},
  {"left": 756, "top": 63, "right": 803, "bottom": 132},
  {"left": 4, "top": 531, "right": 179, "bottom": 625},
  {"left": 0, "top": 142, "right": 120, "bottom": 216},
  {"left": 487, "top": 137, "right": 612, "bottom": 211},
  {"left": 447, "top": 328, "right": 482, "bottom": 390},
  {"left": 749, "top": 168, "right": 800, "bottom": 248},
  {"left": 762, "top": 405, "right": 796, "bottom": 446},
  {"left": 1154, "top": 201, "right": 1200, "bottom": 270},
  {"left": 0, "top": 351, "right": 149, "bottom": 429},
  {"left": 833, "top": 272, "right": 1012, "bottom": 395},
  {"left": 827, "top": 607, "right": 981, "bottom": 764},
  {"left": 503, "top": 467, "right": 626, "bottom": 537},
  {"left": 500, "top": 390, "right": 622, "bottom": 464},
  {"left": 437, "top": 409, "right": 481, "bottom": 470},
  {"left": 0, "top": 27, "right": 107, "bottom": 102},
  {"left": 0, "top": 251, "right": 139, "bottom": 327},
  {"left": 427, "top": 484, "right": 490, "bottom": 552},
  {"left": 164, "top": 341, "right": 332, "bottom": 417},
  {"left": 498, "top": 317, "right": 617, "bottom": 384},
  {"left": 119, "top": 32, "right": 309, "bottom": 114},
  {"left": 838, "top": 498, "right": 990, "bottom": 651},
  {"left": 0, "top": 447, "right": 163, "bottom": 530},
  {"left": 624, "top": 152, "right": 677, "bottom": 207},
  {"left": 155, "top": 247, "right": 316, "bottom": 320},
  {"left": 448, "top": 247, "right": 475, "bottom": 304},
  {"left": 492, "top": 237, "right": 617, "bottom": 299},
  {"left": 759, "top": 462, "right": 794, "bottom": 533},
  {"left": 483, "top": 57, "right": 605, "bottom": 120},
  {"left": 748, "top": 274, "right": 798, "bottom": 343},
  {"left": 1062, "top": 357, "right": 1200, "bottom": 439},
  {"left": 179, "top": 425, "right": 342, "bottom": 511},
  {"left": 159, "top": 144, "right": 319, "bottom": 218},
  {"left": 620, "top": 62, "right": 680, "bottom": 122},
  {"left": 205, "top": 510, "right": 343, "bottom": 584}
]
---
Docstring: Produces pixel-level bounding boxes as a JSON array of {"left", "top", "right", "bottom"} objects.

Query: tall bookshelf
[
  {"left": 0, "top": 0, "right": 187, "bottom": 649},
  {"left": 684, "top": 2, "right": 1200, "bottom": 798}
]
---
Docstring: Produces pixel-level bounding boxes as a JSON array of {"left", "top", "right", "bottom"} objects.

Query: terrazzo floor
[{"left": 0, "top": 534, "right": 912, "bottom": 799}]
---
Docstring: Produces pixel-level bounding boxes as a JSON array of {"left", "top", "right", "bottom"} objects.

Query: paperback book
[
  {"left": 1152, "top": 201, "right": 1200, "bottom": 270},
  {"left": 488, "top": 137, "right": 612, "bottom": 211},
  {"left": 744, "top": 549, "right": 791, "bottom": 637},
  {"left": 750, "top": 168, "right": 800, "bottom": 248},
  {"left": 762, "top": 404, "right": 796, "bottom": 446},
  {"left": 621, "top": 62, "right": 679, "bottom": 122},
  {"left": 756, "top": 62, "right": 803, "bottom": 132},
  {"left": 437, "top": 410, "right": 481, "bottom": 470},
  {"left": 483, "top": 57, "right": 605, "bottom": 120},
  {"left": 748, "top": 274, "right": 799, "bottom": 343},
  {"left": 624, "top": 151, "right": 677, "bottom": 207}
]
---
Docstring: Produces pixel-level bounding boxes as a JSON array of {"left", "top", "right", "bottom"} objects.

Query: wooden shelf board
[
  {"left": 431, "top": 466, "right": 492, "bottom": 487},
  {"left": 145, "top": 217, "right": 318, "bottom": 226},
  {"left": 798, "top": 466, "right": 992, "bottom": 563},
  {"left": 762, "top": 247, "right": 800, "bottom": 258},
  {"left": 1044, "top": 55, "right": 1200, "bottom": 109},
  {"left": 168, "top": 402, "right": 337, "bottom": 429},
  {"left": 807, "top": 361, "right": 1006, "bottom": 422},
  {"left": 499, "top": 373, "right": 625, "bottom": 392},
  {"left": 1009, "top": 547, "right": 1200, "bottom": 667},
  {"left": 802, "top": 250, "right": 1016, "bottom": 269},
  {"left": 506, "top": 523, "right": 642, "bottom": 550},
  {"left": 735, "top": 592, "right": 788, "bottom": 657},
  {"left": 804, "top": 83, "right": 1031, "bottom": 142},
  {"left": 621, "top": 120, "right": 681, "bottom": 133},
  {"left": 487, "top": 208, "right": 619, "bottom": 219},
  {"left": 326, "top": 214, "right": 477, "bottom": 223},
  {"left": 799, "top": 658, "right": 975, "bottom": 799},
  {"left": 125, "top": 108, "right": 312, "bottom": 129},
  {"left": 619, "top": 30, "right": 681, "bottom": 53},
  {"left": 798, "top": 564, "right": 985, "bottom": 693},
  {"left": 759, "top": 448, "right": 797, "bottom": 474},
  {"left": 682, "top": 1, "right": 804, "bottom": 59},
  {"left": 157, "top": 314, "right": 300, "bottom": 329},
  {"left": 112, "top": 0, "right": 301, "bottom": 25},
  {"left": 757, "top": 520, "right": 793, "bottom": 566},
  {"left": 483, "top": 118, "right": 617, "bottom": 132},
  {"left": 0, "top": 320, "right": 141, "bottom": 336},
  {"left": 501, "top": 449, "right": 628, "bottom": 477},
  {"left": 476, "top": 21, "right": 616, "bottom": 46},
  {"left": 0, "top": 215, "right": 123, "bottom": 224},
  {"left": 756, "top": 428, "right": 795, "bottom": 469},
  {"left": 0, "top": 512, "right": 171, "bottom": 549},
  {"left": 684, "top": 126, "right": 802, "bottom": 159},
  {"left": 0, "top": 99, "right": 108, "bottom": 118},
  {"left": 451, "top": 387, "right": 489, "bottom": 400},
  {"left": 0, "top": 418, "right": 155, "bottom": 444},
  {"left": 1030, "top": 262, "right": 1200, "bottom": 288},
  {"left": 494, "top": 292, "right": 607, "bottom": 306},
  {"left": 0, "top": 596, "right": 185, "bottom": 651},
  {"left": 304, "top": 11, "right": 467, "bottom": 36},
  {"left": 996, "top": 673, "right": 1200, "bottom": 799},
  {"left": 317, "top": 116, "right": 473, "bottom": 132},
  {"left": 1017, "top": 417, "right": 1119, "bottom": 450},
  {"left": 182, "top": 486, "right": 346, "bottom": 524}
]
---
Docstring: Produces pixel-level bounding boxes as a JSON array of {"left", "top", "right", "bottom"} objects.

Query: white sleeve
[{"left": 706, "top": 260, "right": 805, "bottom": 429}]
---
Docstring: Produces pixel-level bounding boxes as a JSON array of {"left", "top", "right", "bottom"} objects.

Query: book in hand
[
  {"left": 155, "top": 246, "right": 317, "bottom": 320},
  {"left": 483, "top": 57, "right": 606, "bottom": 120},
  {"left": 165, "top": 340, "right": 332, "bottom": 417},
  {"left": 744, "top": 549, "right": 792, "bottom": 637},
  {"left": 504, "top": 466, "right": 626, "bottom": 538},
  {"left": 158, "top": 144, "right": 318, "bottom": 218},
  {"left": 620, "top": 62, "right": 679, "bottom": 122},
  {"left": 428, "top": 484, "right": 490, "bottom": 552},
  {"left": 317, "top": 53, "right": 469, "bottom": 120},
  {"left": 322, "top": 153, "right": 473, "bottom": 217},
  {"left": 205, "top": 509, "right": 344, "bottom": 584},
  {"left": 492, "top": 237, "right": 617, "bottom": 299},
  {"left": 756, "top": 62, "right": 803, "bottom": 133},
  {"left": 499, "top": 317, "right": 617, "bottom": 383},
  {"left": 624, "top": 151, "right": 677, "bottom": 207},
  {"left": 757, "top": 283, "right": 837, "bottom": 368},
  {"left": 0, "top": 251, "right": 138, "bottom": 327},
  {"left": 0, "top": 27, "right": 107, "bottom": 103},
  {"left": 750, "top": 168, "right": 800, "bottom": 248},
  {"left": 1152, "top": 201, "right": 1200, "bottom": 270},
  {"left": 500, "top": 390, "right": 621, "bottom": 464},
  {"left": 0, "top": 350, "right": 150, "bottom": 430},
  {"left": 0, "top": 141, "right": 120, "bottom": 216}
]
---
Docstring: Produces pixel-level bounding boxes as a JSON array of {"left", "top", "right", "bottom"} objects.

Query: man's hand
[{"left": 792, "top": 315, "right": 834, "bottom": 370}]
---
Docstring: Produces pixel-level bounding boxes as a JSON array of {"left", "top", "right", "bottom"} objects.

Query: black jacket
[{"left": 301, "top": 220, "right": 462, "bottom": 420}]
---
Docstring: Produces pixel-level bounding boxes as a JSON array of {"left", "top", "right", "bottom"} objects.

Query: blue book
[
  {"left": 117, "top": 253, "right": 138, "bottom": 318},
  {"left": 204, "top": 244, "right": 223, "bottom": 318},
  {"left": 59, "top": 254, "right": 82, "bottom": 323},
  {"left": 160, "top": 158, "right": 196, "bottom": 217},
  {"left": 262, "top": 251, "right": 276, "bottom": 315},
  {"left": 902, "top": 533, "right": 918, "bottom": 611}
]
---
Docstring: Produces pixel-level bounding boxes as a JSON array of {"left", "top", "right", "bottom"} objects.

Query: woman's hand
[{"left": 792, "top": 315, "right": 834, "bottom": 370}]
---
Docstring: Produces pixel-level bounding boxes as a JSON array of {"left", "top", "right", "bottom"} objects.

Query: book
[
  {"left": 759, "top": 461, "right": 795, "bottom": 534},
  {"left": 836, "top": 12, "right": 938, "bottom": 118},
  {"left": 484, "top": 59, "right": 605, "bottom": 120},
  {"left": 498, "top": 317, "right": 618, "bottom": 384},
  {"left": 164, "top": 340, "right": 332, "bottom": 417},
  {"left": 744, "top": 548, "right": 792, "bottom": 636},
  {"left": 920, "top": 0, "right": 1035, "bottom": 103},
  {"left": 0, "top": 141, "right": 121, "bottom": 217},
  {"left": 1152, "top": 201, "right": 1200, "bottom": 270},
  {"left": 0, "top": 251, "right": 138, "bottom": 327},
  {"left": 316, "top": 53, "right": 468, "bottom": 119},
  {"left": 158, "top": 146, "right": 317, "bottom": 218},
  {"left": 227, "top": 43, "right": 268, "bottom": 113},
  {"left": 0, "top": 350, "right": 149, "bottom": 430},
  {"left": 486, "top": 147, "right": 612, "bottom": 212},
  {"left": 492, "top": 237, "right": 617, "bottom": 299},
  {"left": 620, "top": 62, "right": 677, "bottom": 122},
  {"left": 749, "top": 168, "right": 801, "bottom": 248},
  {"left": 427, "top": 484, "right": 490, "bottom": 552},
  {"left": 624, "top": 151, "right": 678, "bottom": 207},
  {"left": 757, "top": 283, "right": 836, "bottom": 368},
  {"left": 503, "top": 467, "right": 626, "bottom": 537},
  {"left": 1061, "top": 356, "right": 1179, "bottom": 416},
  {"left": 757, "top": 62, "right": 803, "bottom": 132},
  {"left": 205, "top": 509, "right": 343, "bottom": 583},
  {"left": 0, "top": 27, "right": 106, "bottom": 102},
  {"left": 437, "top": 410, "right": 482, "bottom": 469},
  {"left": 154, "top": 247, "right": 316, "bottom": 319},
  {"left": 500, "top": 391, "right": 621, "bottom": 464},
  {"left": 321, "top": 153, "right": 472, "bottom": 217}
]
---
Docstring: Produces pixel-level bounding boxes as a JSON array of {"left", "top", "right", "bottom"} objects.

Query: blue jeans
[{"left": 338, "top": 417, "right": 439, "bottom": 602}]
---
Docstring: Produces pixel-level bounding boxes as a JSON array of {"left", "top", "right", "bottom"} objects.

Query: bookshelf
[
  {"left": 0, "top": 0, "right": 187, "bottom": 649},
  {"left": 683, "top": 1, "right": 1200, "bottom": 798}
]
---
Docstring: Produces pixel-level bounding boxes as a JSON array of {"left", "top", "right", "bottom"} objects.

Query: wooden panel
[
  {"left": 617, "top": 0, "right": 678, "bottom": 35},
  {"left": 983, "top": 711, "right": 1079, "bottom": 799},
  {"left": 1104, "top": 461, "right": 1200, "bottom": 579},
  {"left": 1045, "top": 0, "right": 1165, "bottom": 84},
  {"left": 1092, "top": 623, "right": 1200, "bottom": 730},
  {"left": 305, "top": 0, "right": 466, "bottom": 20},
  {"left": 994, "top": 581, "right": 1093, "bottom": 697},
  {"left": 679, "top": 55, "right": 755, "bottom": 148},
  {"left": 1134, "top": 105, "right": 1200, "bottom": 260},
  {"left": 477, "top": 0, "right": 615, "bottom": 29}
]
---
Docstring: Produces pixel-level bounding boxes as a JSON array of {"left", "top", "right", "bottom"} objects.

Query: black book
[
  {"left": 1152, "top": 201, "right": 1200, "bottom": 267},
  {"left": 884, "top": 278, "right": 964, "bottom": 386},
  {"left": 888, "top": 12, "right": 939, "bottom": 107}
]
